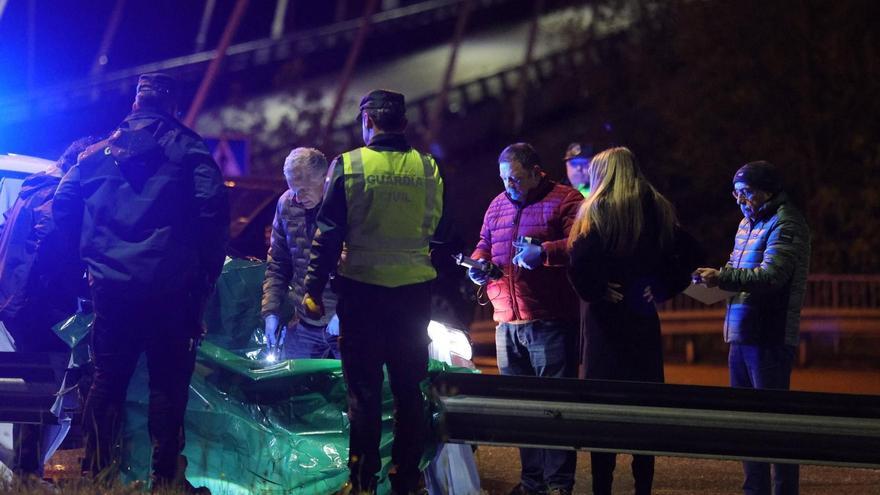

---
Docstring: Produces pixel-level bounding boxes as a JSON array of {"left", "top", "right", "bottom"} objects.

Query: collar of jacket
[
  {"left": 287, "top": 192, "right": 322, "bottom": 213},
  {"left": 123, "top": 109, "right": 178, "bottom": 127},
  {"left": 19, "top": 172, "right": 59, "bottom": 199},
  {"left": 506, "top": 174, "right": 554, "bottom": 208},
  {"left": 751, "top": 191, "right": 788, "bottom": 222},
  {"left": 366, "top": 132, "right": 410, "bottom": 152}
]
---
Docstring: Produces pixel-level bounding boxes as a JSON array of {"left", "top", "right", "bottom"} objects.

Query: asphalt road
[{"left": 474, "top": 447, "right": 880, "bottom": 495}]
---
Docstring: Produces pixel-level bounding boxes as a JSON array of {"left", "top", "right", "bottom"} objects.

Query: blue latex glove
[
  {"left": 264, "top": 314, "right": 281, "bottom": 347},
  {"left": 326, "top": 314, "right": 340, "bottom": 336},
  {"left": 467, "top": 264, "right": 490, "bottom": 285},
  {"left": 512, "top": 241, "right": 543, "bottom": 269}
]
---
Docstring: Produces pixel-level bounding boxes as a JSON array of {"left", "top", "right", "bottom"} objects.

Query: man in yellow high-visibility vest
[{"left": 303, "top": 89, "right": 443, "bottom": 495}]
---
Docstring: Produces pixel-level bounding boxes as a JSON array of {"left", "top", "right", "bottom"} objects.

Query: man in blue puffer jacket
[{"left": 694, "top": 160, "right": 810, "bottom": 495}]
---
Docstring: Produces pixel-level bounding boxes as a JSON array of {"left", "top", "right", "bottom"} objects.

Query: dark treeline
[{"left": 579, "top": 0, "right": 880, "bottom": 273}]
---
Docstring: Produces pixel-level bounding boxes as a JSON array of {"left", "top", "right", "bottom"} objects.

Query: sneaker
[{"left": 547, "top": 489, "right": 573, "bottom": 495}]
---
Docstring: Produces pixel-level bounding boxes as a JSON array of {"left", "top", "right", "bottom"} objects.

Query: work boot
[
  {"left": 336, "top": 480, "right": 376, "bottom": 495},
  {"left": 151, "top": 478, "right": 211, "bottom": 494}
]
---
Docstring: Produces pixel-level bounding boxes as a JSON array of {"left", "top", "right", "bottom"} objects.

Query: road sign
[{"left": 205, "top": 137, "right": 249, "bottom": 177}]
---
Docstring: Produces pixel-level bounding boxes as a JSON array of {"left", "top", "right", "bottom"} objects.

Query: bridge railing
[
  {"left": 328, "top": 37, "right": 606, "bottom": 154},
  {"left": 0, "top": 0, "right": 557, "bottom": 125},
  {"left": 472, "top": 275, "right": 880, "bottom": 322},
  {"left": 657, "top": 274, "right": 880, "bottom": 312}
]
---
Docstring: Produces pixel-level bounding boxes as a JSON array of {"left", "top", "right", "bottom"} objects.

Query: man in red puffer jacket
[{"left": 469, "top": 142, "right": 582, "bottom": 495}]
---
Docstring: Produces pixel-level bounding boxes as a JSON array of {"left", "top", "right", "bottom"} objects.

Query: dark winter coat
[
  {"left": 471, "top": 177, "right": 583, "bottom": 323},
  {"left": 262, "top": 190, "right": 338, "bottom": 326},
  {"left": 0, "top": 171, "right": 82, "bottom": 324},
  {"left": 567, "top": 195, "right": 695, "bottom": 382},
  {"left": 53, "top": 110, "right": 230, "bottom": 305},
  {"left": 718, "top": 193, "right": 810, "bottom": 347}
]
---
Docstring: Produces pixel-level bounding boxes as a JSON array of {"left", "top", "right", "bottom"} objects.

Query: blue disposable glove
[
  {"left": 512, "top": 241, "right": 543, "bottom": 270},
  {"left": 326, "top": 314, "right": 340, "bottom": 336},
  {"left": 467, "top": 264, "right": 490, "bottom": 285},
  {"left": 264, "top": 314, "right": 280, "bottom": 347}
]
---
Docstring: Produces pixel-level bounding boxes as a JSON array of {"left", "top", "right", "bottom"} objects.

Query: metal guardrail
[
  {"left": 658, "top": 274, "right": 880, "bottom": 313},
  {"left": 471, "top": 274, "right": 880, "bottom": 339},
  {"left": 433, "top": 372, "right": 880, "bottom": 468},
  {"left": 0, "top": 351, "right": 67, "bottom": 424}
]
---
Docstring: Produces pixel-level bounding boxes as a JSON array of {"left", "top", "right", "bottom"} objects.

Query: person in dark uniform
[
  {"left": 302, "top": 89, "right": 444, "bottom": 495},
  {"left": 0, "top": 137, "right": 96, "bottom": 478},
  {"left": 52, "top": 72, "right": 229, "bottom": 490},
  {"left": 562, "top": 142, "right": 593, "bottom": 197}
]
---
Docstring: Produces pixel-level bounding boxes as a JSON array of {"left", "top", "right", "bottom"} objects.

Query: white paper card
[{"left": 683, "top": 283, "right": 736, "bottom": 305}]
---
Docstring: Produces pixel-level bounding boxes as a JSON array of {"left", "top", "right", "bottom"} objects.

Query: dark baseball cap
[
  {"left": 564, "top": 142, "right": 593, "bottom": 161},
  {"left": 356, "top": 89, "right": 405, "bottom": 122},
  {"left": 136, "top": 72, "right": 177, "bottom": 98},
  {"left": 733, "top": 160, "right": 783, "bottom": 193}
]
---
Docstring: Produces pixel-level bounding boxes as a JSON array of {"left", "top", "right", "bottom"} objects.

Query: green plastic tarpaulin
[{"left": 55, "top": 258, "right": 470, "bottom": 494}]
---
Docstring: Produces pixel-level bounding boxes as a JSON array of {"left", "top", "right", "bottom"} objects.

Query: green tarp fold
[{"left": 56, "top": 258, "right": 471, "bottom": 494}]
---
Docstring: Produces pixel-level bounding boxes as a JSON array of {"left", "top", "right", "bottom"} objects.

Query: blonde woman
[{"left": 567, "top": 147, "right": 697, "bottom": 495}]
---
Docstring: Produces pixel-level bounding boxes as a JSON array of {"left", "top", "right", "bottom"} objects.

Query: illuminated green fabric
[{"left": 69, "top": 258, "right": 468, "bottom": 494}]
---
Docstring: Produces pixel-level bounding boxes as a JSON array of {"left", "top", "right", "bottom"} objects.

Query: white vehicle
[
  {"left": 0, "top": 154, "right": 53, "bottom": 222},
  {"left": 0, "top": 153, "right": 54, "bottom": 480}
]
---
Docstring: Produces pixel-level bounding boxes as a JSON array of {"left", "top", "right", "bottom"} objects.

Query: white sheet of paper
[{"left": 683, "top": 283, "right": 736, "bottom": 305}]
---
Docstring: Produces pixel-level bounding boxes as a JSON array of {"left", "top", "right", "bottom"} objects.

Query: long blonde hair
[{"left": 567, "top": 147, "right": 677, "bottom": 255}]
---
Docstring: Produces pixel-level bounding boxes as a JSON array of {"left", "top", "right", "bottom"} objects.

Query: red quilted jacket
[{"left": 471, "top": 178, "right": 582, "bottom": 323}]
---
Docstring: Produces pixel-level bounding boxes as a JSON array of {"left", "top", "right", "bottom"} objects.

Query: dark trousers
[
  {"left": 5, "top": 313, "right": 70, "bottom": 476},
  {"left": 496, "top": 319, "right": 578, "bottom": 492},
  {"left": 729, "top": 343, "right": 799, "bottom": 495},
  {"left": 282, "top": 320, "right": 340, "bottom": 359},
  {"left": 590, "top": 452, "right": 654, "bottom": 495},
  {"left": 80, "top": 289, "right": 198, "bottom": 483},
  {"left": 336, "top": 277, "right": 431, "bottom": 494}
]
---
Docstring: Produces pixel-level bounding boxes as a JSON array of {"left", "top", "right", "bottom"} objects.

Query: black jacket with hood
[
  {"left": 53, "top": 110, "right": 230, "bottom": 306},
  {"left": 0, "top": 171, "right": 82, "bottom": 323}
]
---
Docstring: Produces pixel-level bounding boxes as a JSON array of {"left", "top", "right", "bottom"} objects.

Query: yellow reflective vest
[{"left": 338, "top": 146, "right": 443, "bottom": 287}]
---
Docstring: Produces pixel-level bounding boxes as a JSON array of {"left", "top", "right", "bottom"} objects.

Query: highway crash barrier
[{"left": 432, "top": 372, "right": 880, "bottom": 469}]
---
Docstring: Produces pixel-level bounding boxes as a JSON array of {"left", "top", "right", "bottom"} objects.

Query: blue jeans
[
  {"left": 729, "top": 343, "right": 799, "bottom": 495},
  {"left": 282, "top": 320, "right": 340, "bottom": 359},
  {"left": 496, "top": 319, "right": 578, "bottom": 492}
]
